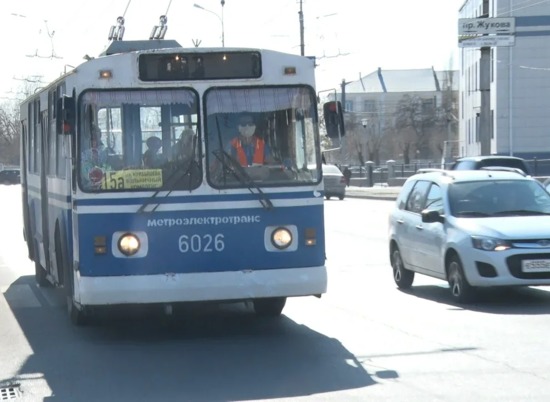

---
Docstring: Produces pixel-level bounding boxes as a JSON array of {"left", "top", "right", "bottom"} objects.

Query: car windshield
[
  {"left": 449, "top": 180, "right": 550, "bottom": 217},
  {"left": 453, "top": 158, "right": 530, "bottom": 174},
  {"left": 479, "top": 159, "right": 529, "bottom": 173}
]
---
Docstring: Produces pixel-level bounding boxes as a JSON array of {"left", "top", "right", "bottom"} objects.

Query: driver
[{"left": 228, "top": 113, "right": 274, "bottom": 167}]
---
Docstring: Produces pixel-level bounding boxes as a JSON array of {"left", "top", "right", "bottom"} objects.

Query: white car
[{"left": 388, "top": 168, "right": 550, "bottom": 303}]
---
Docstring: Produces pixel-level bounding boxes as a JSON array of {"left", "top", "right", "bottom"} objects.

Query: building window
[
  {"left": 422, "top": 98, "right": 434, "bottom": 114},
  {"left": 490, "top": 109, "right": 494, "bottom": 139},
  {"left": 474, "top": 61, "right": 478, "bottom": 91},
  {"left": 490, "top": 48, "right": 494, "bottom": 83},
  {"left": 364, "top": 100, "right": 376, "bottom": 113},
  {"left": 345, "top": 100, "right": 353, "bottom": 112},
  {"left": 476, "top": 113, "right": 480, "bottom": 143}
]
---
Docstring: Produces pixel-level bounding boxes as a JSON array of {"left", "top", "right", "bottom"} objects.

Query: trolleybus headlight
[
  {"left": 118, "top": 233, "right": 141, "bottom": 256},
  {"left": 271, "top": 227, "right": 293, "bottom": 250}
]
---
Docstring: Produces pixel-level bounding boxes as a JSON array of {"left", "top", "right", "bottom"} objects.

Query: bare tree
[
  {"left": 394, "top": 94, "right": 438, "bottom": 164},
  {"left": 345, "top": 119, "right": 365, "bottom": 166},
  {"left": 363, "top": 115, "right": 385, "bottom": 165},
  {"left": 339, "top": 112, "right": 388, "bottom": 166},
  {"left": 436, "top": 70, "right": 459, "bottom": 163},
  {"left": 0, "top": 102, "right": 21, "bottom": 165}
]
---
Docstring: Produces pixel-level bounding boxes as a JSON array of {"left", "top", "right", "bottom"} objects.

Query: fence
[{"left": 347, "top": 158, "right": 550, "bottom": 187}]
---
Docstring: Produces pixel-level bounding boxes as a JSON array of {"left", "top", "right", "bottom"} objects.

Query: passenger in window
[
  {"left": 165, "top": 129, "right": 201, "bottom": 189},
  {"left": 174, "top": 129, "right": 197, "bottom": 163},
  {"left": 143, "top": 136, "right": 167, "bottom": 168},
  {"left": 81, "top": 127, "right": 111, "bottom": 190},
  {"left": 227, "top": 113, "right": 274, "bottom": 166}
]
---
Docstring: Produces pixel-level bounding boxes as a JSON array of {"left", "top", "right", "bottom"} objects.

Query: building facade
[
  {"left": 459, "top": 0, "right": 550, "bottom": 159},
  {"left": 329, "top": 68, "right": 458, "bottom": 165}
]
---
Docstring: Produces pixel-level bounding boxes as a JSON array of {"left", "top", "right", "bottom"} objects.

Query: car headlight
[
  {"left": 118, "top": 233, "right": 141, "bottom": 256},
  {"left": 471, "top": 236, "right": 511, "bottom": 251},
  {"left": 271, "top": 227, "right": 293, "bottom": 250}
]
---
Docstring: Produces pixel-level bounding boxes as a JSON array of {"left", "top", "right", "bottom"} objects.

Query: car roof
[
  {"left": 408, "top": 168, "right": 532, "bottom": 185},
  {"left": 322, "top": 164, "right": 342, "bottom": 173},
  {"left": 454, "top": 155, "right": 525, "bottom": 162}
]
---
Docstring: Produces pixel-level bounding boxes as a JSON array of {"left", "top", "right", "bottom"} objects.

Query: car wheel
[
  {"left": 325, "top": 195, "right": 331, "bottom": 200},
  {"left": 390, "top": 246, "right": 414, "bottom": 289},
  {"left": 447, "top": 255, "right": 476, "bottom": 303},
  {"left": 338, "top": 195, "right": 344, "bottom": 200},
  {"left": 253, "top": 297, "right": 286, "bottom": 317}
]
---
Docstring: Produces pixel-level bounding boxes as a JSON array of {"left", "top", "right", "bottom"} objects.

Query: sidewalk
[{"left": 344, "top": 185, "right": 401, "bottom": 200}]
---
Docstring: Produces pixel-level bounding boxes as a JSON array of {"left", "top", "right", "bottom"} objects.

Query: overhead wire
[
  {"left": 164, "top": 0, "right": 173, "bottom": 17},
  {"left": 122, "top": 0, "right": 132, "bottom": 17}
]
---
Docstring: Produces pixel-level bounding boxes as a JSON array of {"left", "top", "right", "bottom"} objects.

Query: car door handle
[
  {"left": 396, "top": 219, "right": 404, "bottom": 224},
  {"left": 415, "top": 225, "right": 424, "bottom": 230}
]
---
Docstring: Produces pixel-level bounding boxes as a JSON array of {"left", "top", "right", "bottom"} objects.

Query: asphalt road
[{"left": 2, "top": 187, "right": 550, "bottom": 401}]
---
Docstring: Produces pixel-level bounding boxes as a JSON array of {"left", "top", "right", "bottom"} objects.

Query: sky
[{"left": 0, "top": 0, "right": 465, "bottom": 103}]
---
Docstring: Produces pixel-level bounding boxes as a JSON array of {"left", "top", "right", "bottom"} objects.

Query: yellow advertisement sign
[{"left": 101, "top": 169, "right": 163, "bottom": 190}]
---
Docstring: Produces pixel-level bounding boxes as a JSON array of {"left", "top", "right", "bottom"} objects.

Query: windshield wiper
[
  {"left": 492, "top": 210, "right": 550, "bottom": 216},
  {"left": 212, "top": 149, "right": 273, "bottom": 210},
  {"left": 137, "top": 160, "right": 199, "bottom": 214},
  {"left": 454, "top": 211, "right": 491, "bottom": 217}
]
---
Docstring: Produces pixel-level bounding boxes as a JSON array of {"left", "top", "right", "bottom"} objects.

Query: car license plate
[{"left": 521, "top": 259, "right": 550, "bottom": 273}]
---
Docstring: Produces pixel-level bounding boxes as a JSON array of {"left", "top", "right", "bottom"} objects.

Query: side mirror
[
  {"left": 323, "top": 101, "right": 345, "bottom": 139},
  {"left": 56, "top": 95, "right": 76, "bottom": 135},
  {"left": 421, "top": 209, "right": 445, "bottom": 224}
]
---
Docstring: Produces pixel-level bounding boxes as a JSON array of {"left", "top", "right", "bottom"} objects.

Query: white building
[
  {"left": 459, "top": 0, "right": 550, "bottom": 160},
  {"left": 329, "top": 68, "right": 458, "bottom": 164}
]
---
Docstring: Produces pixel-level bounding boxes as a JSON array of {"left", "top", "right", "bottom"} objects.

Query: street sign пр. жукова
[{"left": 458, "top": 17, "right": 515, "bottom": 35}]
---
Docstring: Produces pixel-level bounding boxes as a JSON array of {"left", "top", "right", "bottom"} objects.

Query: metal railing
[{"left": 345, "top": 157, "right": 550, "bottom": 187}]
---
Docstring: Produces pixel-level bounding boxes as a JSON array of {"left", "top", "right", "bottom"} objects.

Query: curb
[{"left": 344, "top": 186, "right": 401, "bottom": 201}]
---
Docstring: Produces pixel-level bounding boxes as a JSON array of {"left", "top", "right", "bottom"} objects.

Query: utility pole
[
  {"left": 298, "top": 0, "right": 305, "bottom": 56},
  {"left": 479, "top": 47, "right": 491, "bottom": 155},
  {"left": 221, "top": 0, "right": 225, "bottom": 47},
  {"left": 479, "top": 3, "right": 491, "bottom": 155},
  {"left": 340, "top": 79, "right": 352, "bottom": 112}
]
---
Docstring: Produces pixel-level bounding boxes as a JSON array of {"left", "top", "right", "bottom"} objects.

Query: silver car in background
[{"left": 322, "top": 164, "right": 346, "bottom": 200}]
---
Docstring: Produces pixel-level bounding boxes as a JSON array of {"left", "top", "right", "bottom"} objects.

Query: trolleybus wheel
[
  {"left": 34, "top": 260, "right": 50, "bottom": 287},
  {"left": 253, "top": 297, "right": 286, "bottom": 317},
  {"left": 63, "top": 262, "right": 88, "bottom": 326}
]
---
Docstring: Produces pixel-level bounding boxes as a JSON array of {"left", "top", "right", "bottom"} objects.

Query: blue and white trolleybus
[{"left": 19, "top": 38, "right": 340, "bottom": 324}]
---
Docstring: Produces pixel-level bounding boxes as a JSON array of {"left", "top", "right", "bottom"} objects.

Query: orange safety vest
[{"left": 231, "top": 136, "right": 265, "bottom": 166}]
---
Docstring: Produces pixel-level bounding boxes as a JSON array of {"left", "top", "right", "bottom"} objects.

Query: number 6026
[{"left": 178, "top": 234, "right": 225, "bottom": 253}]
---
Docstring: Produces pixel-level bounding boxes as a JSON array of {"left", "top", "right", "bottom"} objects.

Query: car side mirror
[{"left": 421, "top": 209, "right": 444, "bottom": 224}]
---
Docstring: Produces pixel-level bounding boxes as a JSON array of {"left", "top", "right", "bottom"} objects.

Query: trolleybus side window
[{"left": 78, "top": 89, "right": 200, "bottom": 192}]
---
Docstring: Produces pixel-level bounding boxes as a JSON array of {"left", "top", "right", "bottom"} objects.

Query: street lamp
[
  {"left": 360, "top": 118, "right": 369, "bottom": 175},
  {"left": 361, "top": 118, "right": 369, "bottom": 148},
  {"left": 194, "top": 2, "right": 225, "bottom": 47}
]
